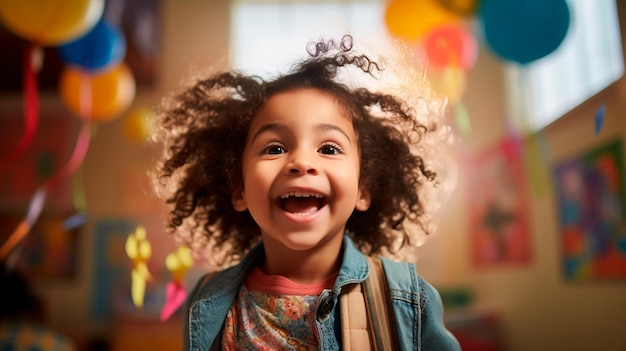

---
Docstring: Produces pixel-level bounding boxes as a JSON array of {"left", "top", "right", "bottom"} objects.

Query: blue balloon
[
  {"left": 57, "top": 20, "right": 126, "bottom": 71},
  {"left": 478, "top": 0, "right": 570, "bottom": 65}
]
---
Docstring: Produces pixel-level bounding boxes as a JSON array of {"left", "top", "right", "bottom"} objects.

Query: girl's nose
[{"left": 286, "top": 149, "right": 318, "bottom": 175}]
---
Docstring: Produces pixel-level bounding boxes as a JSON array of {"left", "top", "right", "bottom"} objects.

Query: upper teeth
[{"left": 280, "top": 191, "right": 323, "bottom": 199}]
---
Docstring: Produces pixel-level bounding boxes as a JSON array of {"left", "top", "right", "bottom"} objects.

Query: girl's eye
[
  {"left": 319, "top": 143, "right": 343, "bottom": 155},
  {"left": 263, "top": 144, "right": 286, "bottom": 155}
]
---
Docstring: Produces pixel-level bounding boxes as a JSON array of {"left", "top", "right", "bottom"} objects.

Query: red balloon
[{"left": 423, "top": 23, "right": 477, "bottom": 70}]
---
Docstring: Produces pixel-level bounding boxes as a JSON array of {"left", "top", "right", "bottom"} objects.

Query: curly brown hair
[{"left": 152, "top": 35, "right": 450, "bottom": 266}]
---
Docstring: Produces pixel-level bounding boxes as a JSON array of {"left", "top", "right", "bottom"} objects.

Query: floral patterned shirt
[{"left": 222, "top": 267, "right": 337, "bottom": 351}]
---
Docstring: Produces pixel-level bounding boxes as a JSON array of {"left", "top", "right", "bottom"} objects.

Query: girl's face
[{"left": 233, "top": 88, "right": 370, "bottom": 254}]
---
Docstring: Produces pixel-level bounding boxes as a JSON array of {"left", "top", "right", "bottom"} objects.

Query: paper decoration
[
  {"left": 594, "top": 104, "right": 606, "bottom": 136},
  {"left": 125, "top": 226, "right": 152, "bottom": 308},
  {"left": 160, "top": 245, "right": 194, "bottom": 321}
]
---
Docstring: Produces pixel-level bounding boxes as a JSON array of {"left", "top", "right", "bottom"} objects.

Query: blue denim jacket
[{"left": 184, "top": 236, "right": 460, "bottom": 350}]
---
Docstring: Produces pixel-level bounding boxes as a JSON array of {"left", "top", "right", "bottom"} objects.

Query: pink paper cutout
[{"left": 160, "top": 281, "right": 187, "bottom": 321}]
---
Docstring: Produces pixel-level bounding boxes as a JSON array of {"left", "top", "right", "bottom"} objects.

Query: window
[
  {"left": 505, "top": 0, "right": 624, "bottom": 131},
  {"left": 230, "top": 0, "right": 385, "bottom": 79}
]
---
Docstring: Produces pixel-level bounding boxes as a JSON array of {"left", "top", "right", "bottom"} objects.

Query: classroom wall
[
  {"left": 430, "top": 1, "right": 626, "bottom": 350},
  {"left": 1, "top": 1, "right": 625, "bottom": 350}
]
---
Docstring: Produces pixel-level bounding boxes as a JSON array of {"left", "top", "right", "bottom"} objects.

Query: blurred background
[{"left": 0, "top": 0, "right": 625, "bottom": 350}]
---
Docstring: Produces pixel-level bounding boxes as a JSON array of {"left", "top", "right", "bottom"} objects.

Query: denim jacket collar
[
  {"left": 186, "top": 235, "right": 367, "bottom": 349},
  {"left": 332, "top": 235, "right": 369, "bottom": 294},
  {"left": 191, "top": 234, "right": 369, "bottom": 302}
]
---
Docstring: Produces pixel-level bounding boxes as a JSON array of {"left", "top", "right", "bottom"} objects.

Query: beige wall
[
  {"left": 2, "top": 1, "right": 625, "bottom": 350},
  {"left": 429, "top": 1, "right": 626, "bottom": 351}
]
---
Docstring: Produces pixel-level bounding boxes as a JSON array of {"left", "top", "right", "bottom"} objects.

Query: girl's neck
[{"left": 260, "top": 235, "right": 344, "bottom": 285}]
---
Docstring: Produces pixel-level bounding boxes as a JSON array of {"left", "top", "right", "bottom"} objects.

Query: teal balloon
[
  {"left": 57, "top": 20, "right": 126, "bottom": 71},
  {"left": 478, "top": 0, "right": 570, "bottom": 65}
]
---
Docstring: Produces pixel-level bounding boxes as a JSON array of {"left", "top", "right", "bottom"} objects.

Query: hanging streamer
[
  {"left": 71, "top": 165, "right": 88, "bottom": 212},
  {"left": 0, "top": 123, "right": 92, "bottom": 260},
  {"left": 62, "top": 212, "right": 88, "bottom": 231},
  {"left": 45, "top": 123, "right": 91, "bottom": 191},
  {"left": 0, "top": 45, "right": 40, "bottom": 173},
  {"left": 594, "top": 104, "right": 606, "bottom": 136},
  {"left": 454, "top": 101, "right": 472, "bottom": 136},
  {"left": 0, "top": 187, "right": 45, "bottom": 259}
]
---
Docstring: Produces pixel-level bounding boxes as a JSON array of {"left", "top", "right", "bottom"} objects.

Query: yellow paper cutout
[
  {"left": 125, "top": 226, "right": 152, "bottom": 308},
  {"left": 165, "top": 245, "right": 193, "bottom": 283}
]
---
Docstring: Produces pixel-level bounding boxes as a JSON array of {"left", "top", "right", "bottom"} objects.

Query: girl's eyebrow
[
  {"left": 251, "top": 123, "right": 352, "bottom": 143},
  {"left": 250, "top": 123, "right": 285, "bottom": 143},
  {"left": 317, "top": 123, "right": 352, "bottom": 142}
]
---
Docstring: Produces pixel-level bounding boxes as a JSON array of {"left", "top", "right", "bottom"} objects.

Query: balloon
[
  {"left": 385, "top": 0, "right": 459, "bottom": 41},
  {"left": 422, "top": 23, "right": 478, "bottom": 70},
  {"left": 435, "top": 0, "right": 480, "bottom": 17},
  {"left": 58, "top": 20, "right": 126, "bottom": 72},
  {"left": 0, "top": 0, "right": 104, "bottom": 46},
  {"left": 123, "top": 107, "right": 154, "bottom": 143},
  {"left": 478, "top": 0, "right": 570, "bottom": 64},
  {"left": 59, "top": 63, "right": 136, "bottom": 122}
]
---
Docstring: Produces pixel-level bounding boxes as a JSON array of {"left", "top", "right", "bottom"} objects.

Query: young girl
[{"left": 152, "top": 35, "right": 460, "bottom": 350}]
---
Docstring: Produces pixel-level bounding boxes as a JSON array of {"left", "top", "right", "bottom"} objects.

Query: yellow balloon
[
  {"left": 123, "top": 107, "right": 154, "bottom": 143},
  {"left": 0, "top": 0, "right": 104, "bottom": 45},
  {"left": 60, "top": 63, "right": 136, "bottom": 122},
  {"left": 385, "top": 0, "right": 458, "bottom": 41}
]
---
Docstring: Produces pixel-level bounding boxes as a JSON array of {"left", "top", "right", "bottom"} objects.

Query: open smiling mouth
[{"left": 278, "top": 191, "right": 327, "bottom": 215}]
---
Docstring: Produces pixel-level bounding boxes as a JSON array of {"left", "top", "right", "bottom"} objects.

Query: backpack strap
[
  {"left": 339, "top": 283, "right": 371, "bottom": 350},
  {"left": 340, "top": 256, "right": 399, "bottom": 351},
  {"left": 363, "top": 256, "right": 400, "bottom": 351}
]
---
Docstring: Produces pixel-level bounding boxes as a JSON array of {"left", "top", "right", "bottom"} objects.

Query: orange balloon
[
  {"left": 59, "top": 63, "right": 135, "bottom": 122},
  {"left": 385, "top": 0, "right": 459, "bottom": 41},
  {"left": 0, "top": 0, "right": 104, "bottom": 45}
]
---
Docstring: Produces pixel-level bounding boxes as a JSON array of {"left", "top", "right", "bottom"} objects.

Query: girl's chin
[{"left": 262, "top": 231, "right": 343, "bottom": 252}]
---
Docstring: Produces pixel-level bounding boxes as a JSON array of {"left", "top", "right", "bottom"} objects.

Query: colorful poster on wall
[
  {"left": 466, "top": 133, "right": 532, "bottom": 267},
  {"left": 554, "top": 139, "right": 626, "bottom": 281}
]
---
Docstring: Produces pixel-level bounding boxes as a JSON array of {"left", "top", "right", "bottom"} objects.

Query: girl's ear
[
  {"left": 355, "top": 187, "right": 371, "bottom": 211},
  {"left": 231, "top": 185, "right": 248, "bottom": 212}
]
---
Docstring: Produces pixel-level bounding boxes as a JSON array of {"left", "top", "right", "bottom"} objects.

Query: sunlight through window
[{"left": 505, "top": 0, "right": 623, "bottom": 131}]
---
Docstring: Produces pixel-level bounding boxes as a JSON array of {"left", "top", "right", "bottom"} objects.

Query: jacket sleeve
[
  {"left": 418, "top": 276, "right": 461, "bottom": 350},
  {"left": 183, "top": 272, "right": 218, "bottom": 351},
  {"left": 183, "top": 273, "right": 208, "bottom": 351}
]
